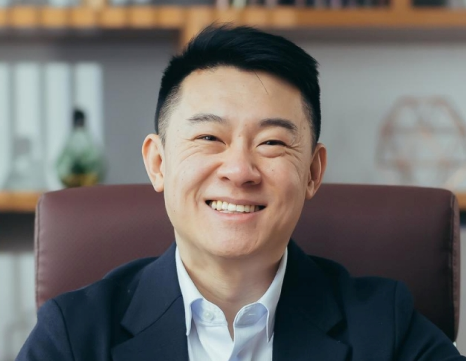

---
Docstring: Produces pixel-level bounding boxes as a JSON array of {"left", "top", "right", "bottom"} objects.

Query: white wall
[{"left": 307, "top": 42, "right": 466, "bottom": 189}]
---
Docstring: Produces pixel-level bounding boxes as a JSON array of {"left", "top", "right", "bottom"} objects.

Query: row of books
[
  {"left": 2, "top": 0, "right": 464, "bottom": 8},
  {"left": 0, "top": 0, "right": 391, "bottom": 8},
  {"left": 220, "top": 0, "right": 390, "bottom": 7},
  {"left": 0, "top": 63, "right": 104, "bottom": 191},
  {"left": 219, "top": 0, "right": 389, "bottom": 6},
  {"left": 223, "top": 0, "right": 463, "bottom": 6}
]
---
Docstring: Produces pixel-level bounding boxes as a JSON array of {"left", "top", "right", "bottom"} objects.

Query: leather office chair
[{"left": 34, "top": 183, "right": 460, "bottom": 341}]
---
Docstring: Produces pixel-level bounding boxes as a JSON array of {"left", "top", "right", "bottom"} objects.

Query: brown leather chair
[{"left": 34, "top": 183, "right": 460, "bottom": 341}]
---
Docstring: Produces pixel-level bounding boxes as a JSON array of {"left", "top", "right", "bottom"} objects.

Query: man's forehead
[
  {"left": 176, "top": 67, "right": 307, "bottom": 122},
  {"left": 182, "top": 66, "right": 299, "bottom": 96}
]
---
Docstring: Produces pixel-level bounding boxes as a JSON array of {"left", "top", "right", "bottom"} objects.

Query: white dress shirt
[{"left": 175, "top": 247, "right": 288, "bottom": 361}]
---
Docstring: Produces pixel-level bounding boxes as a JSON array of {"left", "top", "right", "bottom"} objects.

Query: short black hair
[{"left": 155, "top": 24, "right": 321, "bottom": 146}]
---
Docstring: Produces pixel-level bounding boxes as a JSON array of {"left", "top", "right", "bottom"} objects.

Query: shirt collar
[
  {"left": 175, "top": 247, "right": 204, "bottom": 336},
  {"left": 175, "top": 245, "right": 288, "bottom": 341},
  {"left": 257, "top": 247, "right": 288, "bottom": 340}
]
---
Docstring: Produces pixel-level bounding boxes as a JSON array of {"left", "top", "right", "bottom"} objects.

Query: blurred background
[{"left": 1, "top": 0, "right": 466, "bottom": 359}]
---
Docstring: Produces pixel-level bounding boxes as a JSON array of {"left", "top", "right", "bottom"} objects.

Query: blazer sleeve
[
  {"left": 16, "top": 299, "right": 75, "bottom": 361},
  {"left": 394, "top": 281, "right": 466, "bottom": 361}
]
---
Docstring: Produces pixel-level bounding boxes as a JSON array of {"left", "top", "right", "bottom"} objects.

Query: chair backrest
[{"left": 35, "top": 183, "right": 460, "bottom": 341}]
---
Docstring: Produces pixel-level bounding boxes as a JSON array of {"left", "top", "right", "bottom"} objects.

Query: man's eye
[
  {"left": 263, "top": 140, "right": 286, "bottom": 146},
  {"left": 198, "top": 135, "right": 218, "bottom": 141}
]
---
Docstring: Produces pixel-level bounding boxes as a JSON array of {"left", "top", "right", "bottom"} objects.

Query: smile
[{"left": 207, "top": 200, "right": 265, "bottom": 213}]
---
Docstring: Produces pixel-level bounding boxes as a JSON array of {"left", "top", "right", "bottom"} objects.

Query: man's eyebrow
[
  {"left": 187, "top": 113, "right": 298, "bottom": 136},
  {"left": 259, "top": 118, "right": 298, "bottom": 136},
  {"left": 187, "top": 113, "right": 226, "bottom": 124}
]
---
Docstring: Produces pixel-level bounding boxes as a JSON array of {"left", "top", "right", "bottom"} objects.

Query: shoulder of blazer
[
  {"left": 308, "top": 254, "right": 399, "bottom": 303},
  {"left": 53, "top": 256, "right": 159, "bottom": 309},
  {"left": 307, "top": 254, "right": 403, "bottom": 355},
  {"left": 104, "top": 257, "right": 159, "bottom": 284},
  {"left": 48, "top": 256, "right": 162, "bottom": 354}
]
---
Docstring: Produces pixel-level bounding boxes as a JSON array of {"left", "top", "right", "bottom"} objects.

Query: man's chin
[{"left": 203, "top": 239, "right": 261, "bottom": 260}]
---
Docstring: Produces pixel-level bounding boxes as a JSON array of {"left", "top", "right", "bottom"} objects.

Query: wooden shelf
[
  {"left": 0, "top": 190, "right": 465, "bottom": 213},
  {"left": 0, "top": 6, "right": 186, "bottom": 29},
  {"left": 457, "top": 192, "right": 466, "bottom": 212},
  {"left": 1, "top": 5, "right": 466, "bottom": 46},
  {"left": 1, "top": 6, "right": 466, "bottom": 32},
  {"left": 0, "top": 191, "right": 42, "bottom": 213}
]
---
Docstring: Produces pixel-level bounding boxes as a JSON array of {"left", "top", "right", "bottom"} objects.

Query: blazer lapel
[
  {"left": 112, "top": 243, "right": 189, "bottom": 361},
  {"left": 273, "top": 241, "right": 349, "bottom": 361},
  {"left": 111, "top": 241, "right": 349, "bottom": 361}
]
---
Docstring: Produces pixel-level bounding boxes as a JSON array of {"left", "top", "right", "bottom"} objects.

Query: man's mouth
[{"left": 206, "top": 200, "right": 266, "bottom": 213}]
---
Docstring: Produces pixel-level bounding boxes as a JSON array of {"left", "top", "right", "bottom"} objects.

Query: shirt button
[{"left": 203, "top": 310, "right": 214, "bottom": 321}]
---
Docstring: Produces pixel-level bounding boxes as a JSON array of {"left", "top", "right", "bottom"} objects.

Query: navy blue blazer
[{"left": 17, "top": 241, "right": 465, "bottom": 361}]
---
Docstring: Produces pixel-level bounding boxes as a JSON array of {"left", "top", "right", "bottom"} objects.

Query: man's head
[
  {"left": 143, "top": 25, "right": 326, "bottom": 268},
  {"left": 154, "top": 24, "right": 321, "bottom": 148}
]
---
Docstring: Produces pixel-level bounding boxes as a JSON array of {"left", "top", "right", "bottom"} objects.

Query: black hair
[{"left": 155, "top": 24, "right": 321, "bottom": 146}]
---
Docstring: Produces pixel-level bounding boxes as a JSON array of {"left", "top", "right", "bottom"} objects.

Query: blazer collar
[
  {"left": 272, "top": 241, "right": 349, "bottom": 361},
  {"left": 112, "top": 242, "right": 189, "bottom": 361},
  {"left": 112, "top": 241, "right": 348, "bottom": 361}
]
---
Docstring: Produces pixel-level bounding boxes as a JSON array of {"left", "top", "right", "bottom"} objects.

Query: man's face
[{"left": 144, "top": 66, "right": 326, "bottom": 265}]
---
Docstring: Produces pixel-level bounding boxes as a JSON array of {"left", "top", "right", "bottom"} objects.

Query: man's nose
[{"left": 216, "top": 145, "right": 262, "bottom": 187}]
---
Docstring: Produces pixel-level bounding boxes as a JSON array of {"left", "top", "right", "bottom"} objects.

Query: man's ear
[
  {"left": 142, "top": 133, "right": 165, "bottom": 192},
  {"left": 306, "top": 143, "right": 327, "bottom": 199}
]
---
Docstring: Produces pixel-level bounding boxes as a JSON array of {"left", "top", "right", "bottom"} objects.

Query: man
[{"left": 17, "top": 24, "right": 465, "bottom": 361}]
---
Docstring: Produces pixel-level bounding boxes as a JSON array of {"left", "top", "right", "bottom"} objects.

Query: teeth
[{"left": 209, "top": 201, "right": 262, "bottom": 213}]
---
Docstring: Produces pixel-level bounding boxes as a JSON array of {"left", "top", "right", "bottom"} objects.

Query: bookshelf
[
  {"left": 1, "top": 3, "right": 466, "bottom": 213},
  {"left": 1, "top": 5, "right": 466, "bottom": 46}
]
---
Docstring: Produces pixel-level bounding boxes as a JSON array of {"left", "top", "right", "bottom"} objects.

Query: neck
[{"left": 178, "top": 243, "right": 285, "bottom": 332}]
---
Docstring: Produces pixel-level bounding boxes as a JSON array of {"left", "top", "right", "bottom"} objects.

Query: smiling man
[{"left": 17, "top": 25, "right": 465, "bottom": 361}]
